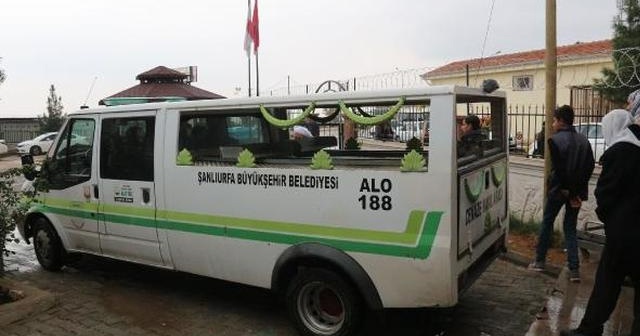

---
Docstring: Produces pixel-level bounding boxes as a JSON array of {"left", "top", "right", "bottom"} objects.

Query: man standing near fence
[{"left": 529, "top": 105, "right": 595, "bottom": 282}]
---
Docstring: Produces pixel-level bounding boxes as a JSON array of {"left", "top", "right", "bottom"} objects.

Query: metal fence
[
  {"left": 469, "top": 103, "right": 608, "bottom": 156},
  {"left": 0, "top": 130, "right": 39, "bottom": 143},
  {"left": 314, "top": 102, "right": 607, "bottom": 160}
]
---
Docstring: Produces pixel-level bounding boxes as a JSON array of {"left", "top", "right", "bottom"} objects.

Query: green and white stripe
[{"left": 33, "top": 198, "right": 443, "bottom": 259}]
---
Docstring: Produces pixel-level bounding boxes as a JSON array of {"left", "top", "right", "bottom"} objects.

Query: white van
[{"left": 19, "top": 86, "right": 508, "bottom": 336}]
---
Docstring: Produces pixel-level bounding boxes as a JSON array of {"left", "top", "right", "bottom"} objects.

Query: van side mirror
[
  {"left": 21, "top": 154, "right": 36, "bottom": 181},
  {"left": 21, "top": 154, "right": 34, "bottom": 166}
]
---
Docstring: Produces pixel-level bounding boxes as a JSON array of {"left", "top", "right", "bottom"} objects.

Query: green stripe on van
[{"left": 33, "top": 198, "right": 443, "bottom": 259}]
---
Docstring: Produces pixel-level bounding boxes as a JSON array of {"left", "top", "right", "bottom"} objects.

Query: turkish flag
[
  {"left": 251, "top": 0, "right": 259, "bottom": 54},
  {"left": 243, "top": 0, "right": 253, "bottom": 57}
]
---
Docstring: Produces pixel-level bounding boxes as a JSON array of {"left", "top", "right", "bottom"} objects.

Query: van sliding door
[{"left": 97, "top": 111, "right": 163, "bottom": 266}]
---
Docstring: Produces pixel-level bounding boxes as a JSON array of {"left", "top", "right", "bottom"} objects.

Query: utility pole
[{"left": 544, "top": 0, "right": 557, "bottom": 201}]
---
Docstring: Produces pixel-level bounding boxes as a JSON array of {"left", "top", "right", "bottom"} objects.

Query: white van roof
[{"left": 71, "top": 85, "right": 505, "bottom": 116}]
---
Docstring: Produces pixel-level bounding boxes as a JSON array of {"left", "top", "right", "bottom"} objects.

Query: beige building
[
  {"left": 423, "top": 40, "right": 613, "bottom": 149},
  {"left": 422, "top": 40, "right": 612, "bottom": 108}
]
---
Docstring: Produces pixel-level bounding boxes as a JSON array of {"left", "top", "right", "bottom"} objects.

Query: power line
[{"left": 474, "top": 0, "right": 497, "bottom": 86}]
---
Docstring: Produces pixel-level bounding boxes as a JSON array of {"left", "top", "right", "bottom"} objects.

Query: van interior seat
[{"left": 297, "top": 136, "right": 338, "bottom": 154}]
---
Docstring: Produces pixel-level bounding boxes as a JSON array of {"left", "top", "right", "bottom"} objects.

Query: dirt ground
[{"left": 508, "top": 233, "right": 567, "bottom": 266}]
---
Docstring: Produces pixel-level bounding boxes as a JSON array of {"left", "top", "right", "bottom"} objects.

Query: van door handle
[
  {"left": 142, "top": 188, "right": 150, "bottom": 204},
  {"left": 93, "top": 184, "right": 99, "bottom": 199}
]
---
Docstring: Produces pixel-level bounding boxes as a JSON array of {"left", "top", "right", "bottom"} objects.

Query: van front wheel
[
  {"left": 286, "top": 268, "right": 363, "bottom": 336},
  {"left": 33, "top": 218, "right": 65, "bottom": 271}
]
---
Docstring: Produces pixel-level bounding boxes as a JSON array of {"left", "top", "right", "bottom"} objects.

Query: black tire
[
  {"left": 32, "top": 218, "right": 65, "bottom": 271},
  {"left": 286, "top": 268, "right": 363, "bottom": 336},
  {"left": 30, "top": 145, "right": 42, "bottom": 156}
]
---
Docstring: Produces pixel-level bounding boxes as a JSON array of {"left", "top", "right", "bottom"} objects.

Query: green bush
[{"left": 0, "top": 168, "right": 28, "bottom": 275}]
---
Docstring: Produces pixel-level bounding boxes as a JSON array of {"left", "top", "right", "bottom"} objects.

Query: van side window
[
  {"left": 179, "top": 114, "right": 268, "bottom": 161},
  {"left": 100, "top": 117, "right": 155, "bottom": 181},
  {"left": 48, "top": 119, "right": 95, "bottom": 190}
]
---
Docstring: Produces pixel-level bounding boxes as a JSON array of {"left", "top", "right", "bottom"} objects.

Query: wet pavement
[
  {"left": 525, "top": 250, "right": 635, "bottom": 336},
  {"left": 2, "top": 237, "right": 556, "bottom": 336}
]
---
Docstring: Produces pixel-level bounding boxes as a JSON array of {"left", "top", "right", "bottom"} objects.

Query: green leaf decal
[
  {"left": 339, "top": 96, "right": 405, "bottom": 125},
  {"left": 176, "top": 149, "right": 194, "bottom": 166},
  {"left": 400, "top": 150, "right": 426, "bottom": 172},
  {"left": 484, "top": 212, "right": 493, "bottom": 233},
  {"left": 464, "top": 173, "right": 484, "bottom": 203},
  {"left": 260, "top": 102, "right": 316, "bottom": 128},
  {"left": 310, "top": 150, "right": 334, "bottom": 170},
  {"left": 491, "top": 163, "right": 505, "bottom": 187},
  {"left": 236, "top": 149, "right": 256, "bottom": 168}
]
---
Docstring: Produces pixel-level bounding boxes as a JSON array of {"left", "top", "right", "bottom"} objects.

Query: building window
[{"left": 512, "top": 75, "right": 533, "bottom": 91}]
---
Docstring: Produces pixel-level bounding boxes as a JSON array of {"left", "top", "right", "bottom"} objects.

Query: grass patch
[{"left": 509, "top": 213, "right": 539, "bottom": 235}]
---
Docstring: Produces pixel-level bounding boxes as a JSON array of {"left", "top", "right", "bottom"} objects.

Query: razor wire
[
  {"left": 265, "top": 66, "right": 435, "bottom": 97},
  {"left": 597, "top": 47, "right": 640, "bottom": 88}
]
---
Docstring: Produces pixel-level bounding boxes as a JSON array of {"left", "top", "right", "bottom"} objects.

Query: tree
[
  {"left": 594, "top": 0, "right": 640, "bottom": 104},
  {"left": 39, "top": 84, "right": 65, "bottom": 133}
]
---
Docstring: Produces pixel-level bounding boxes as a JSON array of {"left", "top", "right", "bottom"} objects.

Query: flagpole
[
  {"left": 247, "top": 0, "right": 252, "bottom": 97},
  {"left": 256, "top": 53, "right": 260, "bottom": 96},
  {"left": 248, "top": 53, "right": 252, "bottom": 97},
  {"left": 252, "top": 0, "right": 260, "bottom": 96}
]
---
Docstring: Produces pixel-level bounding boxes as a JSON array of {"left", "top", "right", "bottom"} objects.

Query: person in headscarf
[
  {"left": 561, "top": 109, "right": 640, "bottom": 336},
  {"left": 627, "top": 88, "right": 640, "bottom": 119},
  {"left": 292, "top": 125, "right": 313, "bottom": 139}
]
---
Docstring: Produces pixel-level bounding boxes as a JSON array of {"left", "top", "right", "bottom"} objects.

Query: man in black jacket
[
  {"left": 561, "top": 109, "right": 640, "bottom": 336},
  {"left": 529, "top": 105, "right": 595, "bottom": 283},
  {"left": 458, "top": 114, "right": 486, "bottom": 157}
]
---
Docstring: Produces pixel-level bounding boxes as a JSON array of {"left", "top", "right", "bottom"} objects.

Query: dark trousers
[
  {"left": 578, "top": 244, "right": 640, "bottom": 336},
  {"left": 535, "top": 194, "right": 580, "bottom": 270}
]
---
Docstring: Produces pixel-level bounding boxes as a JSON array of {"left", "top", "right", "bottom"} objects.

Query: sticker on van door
[{"left": 114, "top": 185, "right": 134, "bottom": 203}]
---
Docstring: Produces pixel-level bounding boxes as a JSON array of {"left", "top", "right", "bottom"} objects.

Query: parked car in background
[
  {"left": 16, "top": 132, "right": 58, "bottom": 155},
  {"left": 575, "top": 122, "right": 605, "bottom": 162},
  {"left": 393, "top": 121, "right": 423, "bottom": 142},
  {"left": 527, "top": 122, "right": 605, "bottom": 162},
  {"left": 0, "top": 140, "right": 8, "bottom": 155}
]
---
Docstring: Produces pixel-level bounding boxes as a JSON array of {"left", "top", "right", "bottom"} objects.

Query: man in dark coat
[
  {"left": 529, "top": 105, "right": 595, "bottom": 283},
  {"left": 458, "top": 114, "right": 486, "bottom": 157},
  {"left": 561, "top": 109, "right": 640, "bottom": 336}
]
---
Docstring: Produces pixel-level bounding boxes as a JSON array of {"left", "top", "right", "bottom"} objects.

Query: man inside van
[{"left": 457, "top": 114, "right": 486, "bottom": 157}]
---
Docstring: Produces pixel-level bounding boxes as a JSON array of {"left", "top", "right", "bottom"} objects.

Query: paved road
[
  {"left": 1, "top": 154, "right": 557, "bottom": 336},
  {"left": 3, "top": 241, "right": 555, "bottom": 336}
]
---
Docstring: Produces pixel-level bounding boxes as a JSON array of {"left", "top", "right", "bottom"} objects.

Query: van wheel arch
[
  {"left": 271, "top": 243, "right": 382, "bottom": 310},
  {"left": 24, "top": 212, "right": 48, "bottom": 241},
  {"left": 32, "top": 216, "right": 66, "bottom": 271}
]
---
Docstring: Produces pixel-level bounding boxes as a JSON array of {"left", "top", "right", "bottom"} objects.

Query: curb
[
  {"left": 0, "top": 277, "right": 58, "bottom": 326},
  {"left": 499, "top": 251, "right": 563, "bottom": 278}
]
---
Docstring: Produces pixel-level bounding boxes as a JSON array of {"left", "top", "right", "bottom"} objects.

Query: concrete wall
[{"left": 508, "top": 159, "right": 599, "bottom": 231}]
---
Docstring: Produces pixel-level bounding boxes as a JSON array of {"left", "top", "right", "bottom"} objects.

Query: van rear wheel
[
  {"left": 286, "top": 268, "right": 363, "bottom": 336},
  {"left": 33, "top": 218, "right": 65, "bottom": 271}
]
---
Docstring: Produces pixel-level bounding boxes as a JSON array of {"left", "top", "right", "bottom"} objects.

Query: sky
[{"left": 0, "top": 0, "right": 618, "bottom": 117}]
